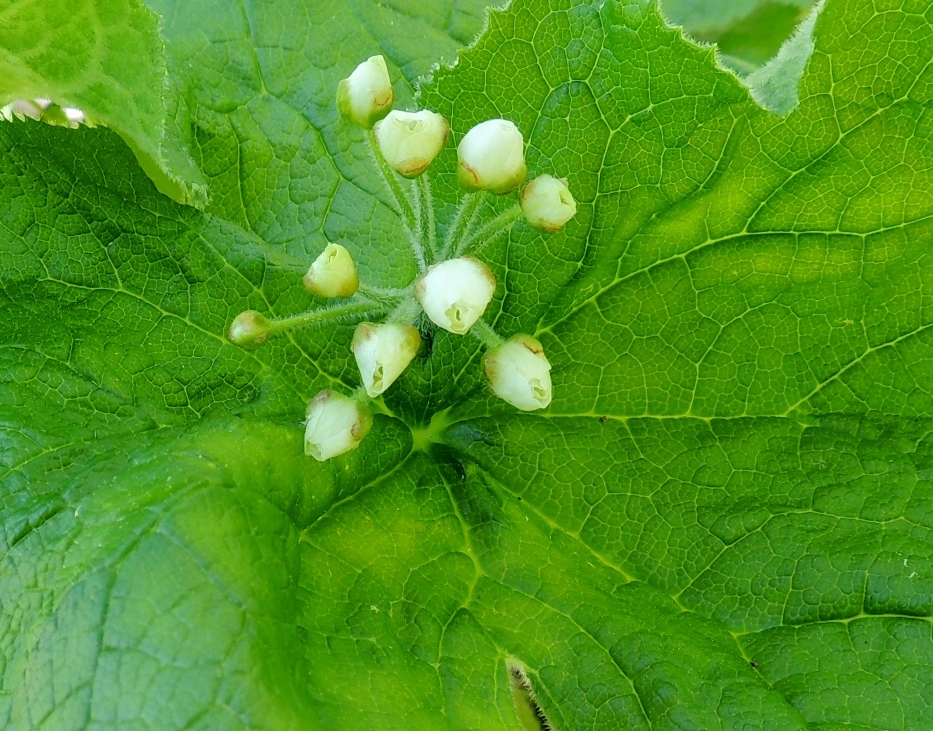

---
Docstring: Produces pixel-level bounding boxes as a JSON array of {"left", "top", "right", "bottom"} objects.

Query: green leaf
[
  {"left": 713, "top": 1, "right": 813, "bottom": 69},
  {"left": 2, "top": 0, "right": 933, "bottom": 728},
  {"left": 744, "top": 1, "right": 823, "bottom": 114},
  {"left": 0, "top": 0, "right": 208, "bottom": 207},
  {"left": 661, "top": 0, "right": 816, "bottom": 72},
  {"left": 662, "top": 0, "right": 813, "bottom": 36}
]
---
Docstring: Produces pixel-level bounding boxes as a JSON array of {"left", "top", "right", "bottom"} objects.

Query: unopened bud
[
  {"left": 304, "top": 390, "right": 372, "bottom": 461},
  {"left": 228, "top": 310, "right": 273, "bottom": 348},
  {"left": 352, "top": 322, "right": 421, "bottom": 397},
  {"left": 374, "top": 110, "right": 450, "bottom": 178},
  {"left": 457, "top": 119, "right": 527, "bottom": 194},
  {"left": 483, "top": 334, "right": 552, "bottom": 411},
  {"left": 303, "top": 243, "right": 359, "bottom": 298},
  {"left": 337, "top": 55, "right": 394, "bottom": 128},
  {"left": 520, "top": 175, "right": 577, "bottom": 232},
  {"left": 415, "top": 257, "right": 496, "bottom": 335},
  {"left": 4, "top": 99, "right": 42, "bottom": 120}
]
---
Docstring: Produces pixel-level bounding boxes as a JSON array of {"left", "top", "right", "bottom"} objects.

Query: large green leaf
[{"left": 2, "top": 0, "right": 933, "bottom": 728}]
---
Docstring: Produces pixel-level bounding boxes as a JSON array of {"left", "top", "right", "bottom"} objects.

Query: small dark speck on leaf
[
  {"left": 421, "top": 328, "right": 434, "bottom": 358},
  {"left": 599, "top": 415, "right": 609, "bottom": 423},
  {"left": 749, "top": 661, "right": 758, "bottom": 668}
]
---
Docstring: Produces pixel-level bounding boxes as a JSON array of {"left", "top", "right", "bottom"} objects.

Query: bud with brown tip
[
  {"left": 351, "top": 322, "right": 421, "bottom": 397},
  {"left": 520, "top": 175, "right": 577, "bottom": 232},
  {"left": 456, "top": 119, "right": 527, "bottom": 194},
  {"left": 304, "top": 390, "right": 372, "bottom": 461},
  {"left": 483, "top": 334, "right": 552, "bottom": 411},
  {"left": 337, "top": 55, "right": 393, "bottom": 128},
  {"left": 303, "top": 243, "right": 359, "bottom": 298},
  {"left": 374, "top": 110, "right": 449, "bottom": 178},
  {"left": 228, "top": 310, "right": 273, "bottom": 349},
  {"left": 415, "top": 257, "right": 496, "bottom": 335}
]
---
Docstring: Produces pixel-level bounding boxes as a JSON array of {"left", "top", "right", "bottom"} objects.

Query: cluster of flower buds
[{"left": 230, "top": 55, "right": 576, "bottom": 460}]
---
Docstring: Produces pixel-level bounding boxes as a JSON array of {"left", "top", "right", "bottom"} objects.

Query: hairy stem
[
  {"left": 455, "top": 203, "right": 523, "bottom": 257},
  {"left": 417, "top": 175, "right": 439, "bottom": 262},
  {"left": 367, "top": 130, "right": 427, "bottom": 272},
  {"left": 385, "top": 294, "right": 423, "bottom": 325},
  {"left": 441, "top": 192, "right": 486, "bottom": 259},
  {"left": 411, "top": 173, "right": 425, "bottom": 255},
  {"left": 358, "top": 283, "right": 411, "bottom": 299},
  {"left": 268, "top": 299, "right": 383, "bottom": 334},
  {"left": 470, "top": 318, "right": 505, "bottom": 348}
]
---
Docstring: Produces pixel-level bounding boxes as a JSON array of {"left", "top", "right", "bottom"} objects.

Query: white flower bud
[
  {"left": 228, "top": 310, "right": 272, "bottom": 348},
  {"left": 4, "top": 99, "right": 43, "bottom": 120},
  {"left": 303, "top": 243, "right": 359, "bottom": 298},
  {"left": 337, "top": 55, "right": 394, "bottom": 128},
  {"left": 351, "top": 322, "right": 421, "bottom": 397},
  {"left": 414, "top": 257, "right": 496, "bottom": 335},
  {"left": 373, "top": 110, "right": 450, "bottom": 178},
  {"left": 520, "top": 175, "right": 577, "bottom": 232},
  {"left": 483, "top": 334, "right": 552, "bottom": 411},
  {"left": 457, "top": 119, "right": 527, "bottom": 194},
  {"left": 304, "top": 390, "right": 372, "bottom": 461},
  {"left": 63, "top": 106, "right": 85, "bottom": 124}
]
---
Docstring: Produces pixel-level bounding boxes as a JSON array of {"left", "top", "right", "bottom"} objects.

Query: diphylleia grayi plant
[{"left": 227, "top": 55, "right": 577, "bottom": 461}]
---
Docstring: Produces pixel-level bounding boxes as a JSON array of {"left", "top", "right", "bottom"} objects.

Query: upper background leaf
[
  {"left": 0, "top": 0, "right": 208, "bottom": 206},
  {"left": 662, "top": 0, "right": 815, "bottom": 71}
]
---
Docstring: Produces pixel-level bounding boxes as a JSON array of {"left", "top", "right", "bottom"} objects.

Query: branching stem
[
  {"left": 455, "top": 203, "right": 523, "bottom": 257},
  {"left": 367, "top": 130, "right": 427, "bottom": 272},
  {"left": 470, "top": 318, "right": 504, "bottom": 349},
  {"left": 441, "top": 192, "right": 486, "bottom": 259},
  {"left": 358, "top": 284, "right": 410, "bottom": 300},
  {"left": 385, "top": 294, "right": 422, "bottom": 325},
  {"left": 416, "top": 175, "right": 439, "bottom": 262}
]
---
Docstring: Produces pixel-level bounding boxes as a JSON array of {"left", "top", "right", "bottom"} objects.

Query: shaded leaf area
[
  {"left": 662, "top": 0, "right": 812, "bottom": 34},
  {"left": 661, "top": 0, "right": 816, "bottom": 71},
  {"left": 4, "top": 409, "right": 932, "bottom": 728},
  {"left": 713, "top": 2, "right": 813, "bottom": 70},
  {"left": 0, "top": 0, "right": 207, "bottom": 206},
  {"left": 444, "top": 413, "right": 933, "bottom": 728},
  {"left": 0, "top": 416, "right": 412, "bottom": 730},
  {"left": 1, "top": 0, "right": 933, "bottom": 728}
]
